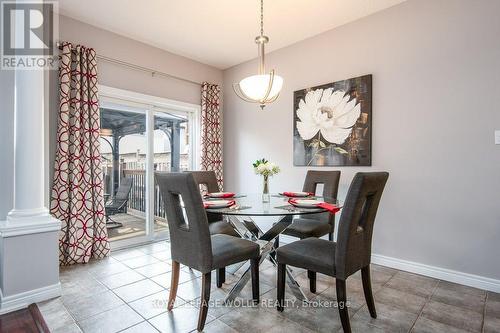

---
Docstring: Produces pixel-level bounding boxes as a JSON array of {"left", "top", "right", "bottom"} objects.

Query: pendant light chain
[{"left": 260, "top": 0, "right": 264, "bottom": 36}]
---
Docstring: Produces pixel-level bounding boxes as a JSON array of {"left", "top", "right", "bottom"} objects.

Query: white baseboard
[
  {"left": 279, "top": 236, "right": 500, "bottom": 293},
  {"left": 371, "top": 254, "right": 500, "bottom": 293},
  {"left": 0, "top": 282, "right": 61, "bottom": 315}
]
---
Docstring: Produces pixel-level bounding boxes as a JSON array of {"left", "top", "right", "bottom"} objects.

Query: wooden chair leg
[
  {"left": 216, "top": 267, "right": 225, "bottom": 287},
  {"left": 308, "top": 270, "right": 317, "bottom": 293},
  {"left": 277, "top": 263, "right": 286, "bottom": 312},
  {"left": 336, "top": 279, "right": 351, "bottom": 333},
  {"left": 361, "top": 266, "right": 377, "bottom": 318},
  {"left": 197, "top": 272, "right": 212, "bottom": 332},
  {"left": 251, "top": 257, "right": 260, "bottom": 303},
  {"left": 168, "top": 261, "right": 180, "bottom": 311}
]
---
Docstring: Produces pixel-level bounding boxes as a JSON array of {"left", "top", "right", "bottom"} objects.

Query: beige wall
[
  {"left": 47, "top": 15, "right": 224, "bottom": 196},
  {"left": 223, "top": 0, "right": 500, "bottom": 281}
]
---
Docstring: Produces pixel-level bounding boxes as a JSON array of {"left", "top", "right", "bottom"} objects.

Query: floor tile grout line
[
  {"left": 95, "top": 271, "right": 149, "bottom": 289},
  {"left": 407, "top": 278, "right": 440, "bottom": 333},
  {"left": 481, "top": 292, "right": 488, "bottom": 333},
  {"left": 109, "top": 277, "right": 167, "bottom": 304},
  {"left": 274, "top": 265, "right": 400, "bottom": 327},
  {"left": 76, "top": 291, "right": 149, "bottom": 332},
  {"left": 232, "top": 296, "right": 315, "bottom": 333},
  {"left": 111, "top": 247, "right": 171, "bottom": 260},
  {"left": 110, "top": 254, "right": 163, "bottom": 269},
  {"left": 336, "top": 267, "right": 427, "bottom": 333},
  {"left": 112, "top": 251, "right": 171, "bottom": 261},
  {"left": 92, "top": 260, "right": 172, "bottom": 291},
  {"left": 47, "top": 299, "right": 83, "bottom": 333},
  {"left": 351, "top": 264, "right": 402, "bottom": 331},
  {"left": 73, "top": 268, "right": 169, "bottom": 330},
  {"left": 109, "top": 269, "right": 229, "bottom": 327},
  {"left": 60, "top": 274, "right": 118, "bottom": 326}
]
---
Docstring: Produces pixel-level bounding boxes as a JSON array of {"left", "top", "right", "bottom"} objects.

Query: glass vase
[{"left": 262, "top": 175, "right": 270, "bottom": 203}]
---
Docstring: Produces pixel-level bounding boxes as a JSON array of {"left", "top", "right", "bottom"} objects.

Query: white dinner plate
[
  {"left": 281, "top": 191, "right": 311, "bottom": 197},
  {"left": 208, "top": 192, "right": 235, "bottom": 198},
  {"left": 289, "top": 199, "right": 323, "bottom": 208},
  {"left": 204, "top": 200, "right": 234, "bottom": 209}
]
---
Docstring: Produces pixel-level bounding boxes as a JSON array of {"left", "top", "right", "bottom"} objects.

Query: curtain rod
[{"left": 56, "top": 42, "right": 202, "bottom": 87}]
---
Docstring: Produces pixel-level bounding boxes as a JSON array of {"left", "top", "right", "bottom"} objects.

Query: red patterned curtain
[
  {"left": 201, "top": 82, "right": 223, "bottom": 189},
  {"left": 51, "top": 42, "right": 110, "bottom": 265}
]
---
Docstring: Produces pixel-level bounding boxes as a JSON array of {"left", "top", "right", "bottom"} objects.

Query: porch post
[
  {"left": 112, "top": 134, "right": 121, "bottom": 194},
  {"left": 170, "top": 121, "right": 181, "bottom": 172}
]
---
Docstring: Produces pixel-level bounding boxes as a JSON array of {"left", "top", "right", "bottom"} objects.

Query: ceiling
[{"left": 58, "top": 0, "right": 406, "bottom": 69}]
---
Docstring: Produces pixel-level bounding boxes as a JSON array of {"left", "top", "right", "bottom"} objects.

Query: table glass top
[{"left": 204, "top": 193, "right": 341, "bottom": 216}]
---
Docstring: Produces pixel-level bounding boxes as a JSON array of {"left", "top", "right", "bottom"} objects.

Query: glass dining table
[{"left": 205, "top": 193, "right": 342, "bottom": 304}]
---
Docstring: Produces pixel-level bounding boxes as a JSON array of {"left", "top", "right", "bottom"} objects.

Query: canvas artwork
[{"left": 293, "top": 74, "right": 372, "bottom": 166}]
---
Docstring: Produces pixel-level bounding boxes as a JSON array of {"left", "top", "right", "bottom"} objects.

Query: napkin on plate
[
  {"left": 203, "top": 200, "right": 236, "bottom": 209},
  {"left": 288, "top": 198, "right": 340, "bottom": 214},
  {"left": 316, "top": 202, "right": 340, "bottom": 214}
]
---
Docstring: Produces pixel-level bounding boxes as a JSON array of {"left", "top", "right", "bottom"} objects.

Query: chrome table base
[{"left": 223, "top": 215, "right": 308, "bottom": 304}]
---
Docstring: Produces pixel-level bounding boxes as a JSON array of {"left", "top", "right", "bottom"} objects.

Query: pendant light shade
[
  {"left": 236, "top": 73, "right": 283, "bottom": 102},
  {"left": 233, "top": 0, "right": 283, "bottom": 109}
]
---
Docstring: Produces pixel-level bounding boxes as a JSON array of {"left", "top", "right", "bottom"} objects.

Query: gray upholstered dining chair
[
  {"left": 276, "top": 172, "right": 389, "bottom": 333},
  {"left": 156, "top": 172, "right": 260, "bottom": 332},
  {"left": 189, "top": 170, "right": 240, "bottom": 236},
  {"left": 189, "top": 170, "right": 240, "bottom": 287},
  {"left": 282, "top": 170, "right": 341, "bottom": 241}
]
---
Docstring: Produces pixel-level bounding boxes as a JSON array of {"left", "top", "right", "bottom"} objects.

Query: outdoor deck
[{"left": 107, "top": 213, "right": 169, "bottom": 241}]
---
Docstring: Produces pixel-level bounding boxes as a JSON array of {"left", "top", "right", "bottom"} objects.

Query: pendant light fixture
[{"left": 233, "top": 0, "right": 283, "bottom": 109}]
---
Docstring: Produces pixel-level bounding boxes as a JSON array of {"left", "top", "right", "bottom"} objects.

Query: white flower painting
[
  {"left": 293, "top": 75, "right": 372, "bottom": 166},
  {"left": 296, "top": 88, "right": 361, "bottom": 145}
]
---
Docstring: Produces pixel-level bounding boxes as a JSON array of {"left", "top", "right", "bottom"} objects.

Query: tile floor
[{"left": 37, "top": 241, "right": 500, "bottom": 333}]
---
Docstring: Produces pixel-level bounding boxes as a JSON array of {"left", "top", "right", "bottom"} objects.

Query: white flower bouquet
[
  {"left": 253, "top": 158, "right": 280, "bottom": 177},
  {"left": 253, "top": 158, "right": 280, "bottom": 201}
]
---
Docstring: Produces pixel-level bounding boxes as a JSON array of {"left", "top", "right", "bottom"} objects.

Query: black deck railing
[{"left": 122, "top": 169, "right": 167, "bottom": 219}]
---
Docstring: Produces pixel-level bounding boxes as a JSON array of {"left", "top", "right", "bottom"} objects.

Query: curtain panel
[
  {"left": 200, "top": 82, "right": 223, "bottom": 189},
  {"left": 50, "top": 42, "right": 110, "bottom": 265}
]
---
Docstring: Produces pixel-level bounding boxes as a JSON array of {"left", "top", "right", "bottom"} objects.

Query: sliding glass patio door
[
  {"left": 152, "top": 111, "right": 195, "bottom": 234},
  {"left": 98, "top": 86, "right": 200, "bottom": 249}
]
